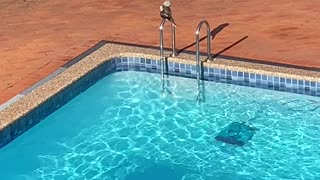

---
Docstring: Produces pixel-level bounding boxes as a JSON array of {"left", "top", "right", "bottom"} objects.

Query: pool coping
[
  {"left": 0, "top": 41, "right": 320, "bottom": 147},
  {"left": 1, "top": 40, "right": 320, "bottom": 113}
]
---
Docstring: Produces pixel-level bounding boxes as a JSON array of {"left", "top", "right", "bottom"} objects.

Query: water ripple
[{"left": 1, "top": 71, "right": 320, "bottom": 180}]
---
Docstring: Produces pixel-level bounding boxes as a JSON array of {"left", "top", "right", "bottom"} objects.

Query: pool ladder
[
  {"left": 195, "top": 20, "right": 212, "bottom": 102},
  {"left": 159, "top": 19, "right": 212, "bottom": 102},
  {"left": 159, "top": 19, "right": 177, "bottom": 91}
]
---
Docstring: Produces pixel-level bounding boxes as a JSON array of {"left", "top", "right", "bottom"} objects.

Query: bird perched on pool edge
[{"left": 160, "top": 0, "right": 177, "bottom": 27}]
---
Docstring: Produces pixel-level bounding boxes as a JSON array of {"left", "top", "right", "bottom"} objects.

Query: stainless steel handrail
[
  {"left": 160, "top": 19, "right": 177, "bottom": 90},
  {"left": 196, "top": 20, "right": 211, "bottom": 62},
  {"left": 160, "top": 19, "right": 177, "bottom": 58},
  {"left": 195, "top": 20, "right": 212, "bottom": 102}
]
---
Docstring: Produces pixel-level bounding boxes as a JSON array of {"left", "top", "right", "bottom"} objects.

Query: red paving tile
[{"left": 0, "top": 0, "right": 320, "bottom": 104}]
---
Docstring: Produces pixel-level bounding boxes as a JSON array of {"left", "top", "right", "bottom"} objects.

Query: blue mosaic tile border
[
  {"left": 115, "top": 56, "right": 320, "bottom": 96},
  {"left": 1, "top": 56, "right": 320, "bottom": 148},
  {"left": 115, "top": 56, "right": 161, "bottom": 74}
]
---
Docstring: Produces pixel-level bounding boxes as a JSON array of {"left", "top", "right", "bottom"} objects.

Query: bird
[{"left": 160, "top": 0, "right": 177, "bottom": 27}]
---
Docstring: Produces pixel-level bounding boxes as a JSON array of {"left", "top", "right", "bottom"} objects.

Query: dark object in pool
[{"left": 215, "top": 122, "right": 257, "bottom": 146}]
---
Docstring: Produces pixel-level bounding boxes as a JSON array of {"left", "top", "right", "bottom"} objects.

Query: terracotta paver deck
[{"left": 0, "top": 0, "right": 320, "bottom": 104}]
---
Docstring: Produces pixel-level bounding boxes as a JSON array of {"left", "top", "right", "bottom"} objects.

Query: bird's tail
[{"left": 170, "top": 18, "right": 177, "bottom": 27}]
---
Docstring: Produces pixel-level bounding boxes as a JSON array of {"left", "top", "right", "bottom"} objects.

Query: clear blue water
[{"left": 1, "top": 71, "right": 320, "bottom": 180}]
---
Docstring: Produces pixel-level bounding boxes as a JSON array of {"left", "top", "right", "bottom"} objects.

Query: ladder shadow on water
[
  {"left": 161, "top": 57, "right": 174, "bottom": 96},
  {"left": 197, "top": 61, "right": 206, "bottom": 103}
]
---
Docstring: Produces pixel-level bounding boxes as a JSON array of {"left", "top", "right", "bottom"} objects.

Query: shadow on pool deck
[
  {"left": 213, "top": 36, "right": 249, "bottom": 58},
  {"left": 176, "top": 22, "right": 250, "bottom": 60},
  {"left": 177, "top": 23, "right": 230, "bottom": 54}
]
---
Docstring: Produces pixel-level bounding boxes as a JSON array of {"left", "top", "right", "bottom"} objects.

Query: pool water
[{"left": 1, "top": 71, "right": 320, "bottom": 180}]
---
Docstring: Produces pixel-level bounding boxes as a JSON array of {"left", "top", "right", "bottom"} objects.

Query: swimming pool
[{"left": 0, "top": 70, "right": 319, "bottom": 179}]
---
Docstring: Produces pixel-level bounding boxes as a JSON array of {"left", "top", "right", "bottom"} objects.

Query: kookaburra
[{"left": 160, "top": 0, "right": 177, "bottom": 27}]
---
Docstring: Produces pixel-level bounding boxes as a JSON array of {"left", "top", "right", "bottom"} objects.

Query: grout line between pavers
[
  {"left": 20, "top": 67, "right": 67, "bottom": 96},
  {"left": 0, "top": 67, "right": 67, "bottom": 112},
  {"left": 0, "top": 94, "right": 25, "bottom": 112}
]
